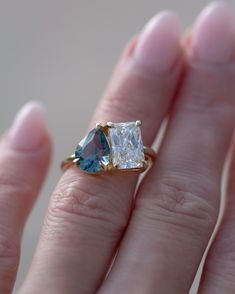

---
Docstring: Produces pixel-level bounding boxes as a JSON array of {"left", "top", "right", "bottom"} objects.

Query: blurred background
[{"left": 0, "top": 0, "right": 234, "bottom": 292}]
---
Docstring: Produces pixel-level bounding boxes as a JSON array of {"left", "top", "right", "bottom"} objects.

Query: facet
[
  {"left": 75, "top": 128, "right": 110, "bottom": 173},
  {"left": 109, "top": 122, "right": 144, "bottom": 169}
]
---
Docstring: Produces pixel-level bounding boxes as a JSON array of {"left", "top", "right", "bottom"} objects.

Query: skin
[{"left": 1, "top": 2, "right": 235, "bottom": 293}]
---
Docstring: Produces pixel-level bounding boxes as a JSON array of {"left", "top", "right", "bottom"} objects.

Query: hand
[{"left": 1, "top": 2, "right": 235, "bottom": 293}]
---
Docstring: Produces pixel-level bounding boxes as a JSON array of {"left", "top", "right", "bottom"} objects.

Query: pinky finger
[{"left": 0, "top": 102, "right": 51, "bottom": 293}]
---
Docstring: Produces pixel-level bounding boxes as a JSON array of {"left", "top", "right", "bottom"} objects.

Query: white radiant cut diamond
[{"left": 109, "top": 122, "right": 145, "bottom": 169}]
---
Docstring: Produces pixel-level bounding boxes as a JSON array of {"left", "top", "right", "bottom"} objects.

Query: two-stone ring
[{"left": 61, "top": 121, "right": 156, "bottom": 174}]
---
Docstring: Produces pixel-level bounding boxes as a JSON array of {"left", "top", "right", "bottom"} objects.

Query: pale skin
[{"left": 2, "top": 2, "right": 235, "bottom": 293}]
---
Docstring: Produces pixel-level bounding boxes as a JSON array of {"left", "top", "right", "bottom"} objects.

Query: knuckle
[
  {"left": 47, "top": 174, "right": 128, "bottom": 236},
  {"left": 183, "top": 87, "right": 223, "bottom": 113},
  {"left": 137, "top": 177, "right": 217, "bottom": 235},
  {"left": 180, "top": 66, "right": 235, "bottom": 124},
  {"left": 0, "top": 229, "right": 20, "bottom": 272},
  {"left": 102, "top": 90, "right": 139, "bottom": 121},
  {"left": 102, "top": 72, "right": 161, "bottom": 120},
  {"left": 0, "top": 169, "right": 33, "bottom": 200}
]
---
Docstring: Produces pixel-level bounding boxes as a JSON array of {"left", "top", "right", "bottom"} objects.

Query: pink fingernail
[
  {"left": 192, "top": 1, "right": 235, "bottom": 63},
  {"left": 134, "top": 11, "right": 181, "bottom": 73},
  {"left": 9, "top": 101, "right": 47, "bottom": 151}
]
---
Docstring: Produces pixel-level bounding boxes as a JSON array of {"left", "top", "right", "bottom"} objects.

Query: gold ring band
[{"left": 61, "top": 121, "right": 156, "bottom": 174}]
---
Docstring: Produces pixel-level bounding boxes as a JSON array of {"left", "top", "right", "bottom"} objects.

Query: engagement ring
[{"left": 61, "top": 121, "right": 156, "bottom": 174}]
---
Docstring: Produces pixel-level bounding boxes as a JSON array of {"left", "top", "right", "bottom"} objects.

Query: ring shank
[
  {"left": 61, "top": 154, "right": 76, "bottom": 171},
  {"left": 143, "top": 146, "right": 157, "bottom": 163}
]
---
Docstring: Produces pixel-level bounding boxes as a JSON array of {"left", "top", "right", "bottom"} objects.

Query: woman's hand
[{"left": 1, "top": 2, "right": 235, "bottom": 293}]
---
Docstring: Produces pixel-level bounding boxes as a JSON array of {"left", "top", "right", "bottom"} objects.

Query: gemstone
[
  {"left": 75, "top": 128, "right": 110, "bottom": 173},
  {"left": 109, "top": 122, "right": 145, "bottom": 169}
]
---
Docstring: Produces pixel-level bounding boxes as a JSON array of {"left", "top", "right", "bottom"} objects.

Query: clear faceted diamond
[{"left": 109, "top": 122, "right": 145, "bottom": 169}]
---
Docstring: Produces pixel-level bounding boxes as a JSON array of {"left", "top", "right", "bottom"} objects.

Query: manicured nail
[
  {"left": 9, "top": 101, "right": 47, "bottom": 151},
  {"left": 134, "top": 11, "right": 181, "bottom": 73},
  {"left": 192, "top": 1, "right": 235, "bottom": 63}
]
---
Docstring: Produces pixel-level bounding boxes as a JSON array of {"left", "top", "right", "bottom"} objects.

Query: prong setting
[
  {"left": 73, "top": 158, "right": 80, "bottom": 164},
  {"left": 141, "top": 160, "right": 148, "bottom": 169},
  {"left": 113, "top": 163, "right": 119, "bottom": 169},
  {"left": 107, "top": 122, "right": 114, "bottom": 128},
  {"left": 96, "top": 122, "right": 102, "bottom": 129}
]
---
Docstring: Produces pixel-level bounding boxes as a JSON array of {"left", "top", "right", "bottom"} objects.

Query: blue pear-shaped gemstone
[{"left": 75, "top": 128, "right": 110, "bottom": 173}]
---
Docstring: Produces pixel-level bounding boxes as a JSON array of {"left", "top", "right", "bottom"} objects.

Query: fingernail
[
  {"left": 134, "top": 11, "right": 181, "bottom": 73},
  {"left": 192, "top": 1, "right": 235, "bottom": 63},
  {"left": 9, "top": 101, "right": 47, "bottom": 151}
]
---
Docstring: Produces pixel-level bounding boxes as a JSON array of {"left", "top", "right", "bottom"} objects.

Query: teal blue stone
[{"left": 75, "top": 128, "right": 110, "bottom": 173}]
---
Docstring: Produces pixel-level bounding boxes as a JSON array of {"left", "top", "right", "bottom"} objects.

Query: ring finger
[{"left": 20, "top": 12, "right": 182, "bottom": 294}]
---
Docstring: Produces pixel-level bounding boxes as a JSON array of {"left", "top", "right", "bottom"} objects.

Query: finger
[
  {"left": 0, "top": 102, "right": 51, "bottom": 294},
  {"left": 99, "top": 3, "right": 235, "bottom": 294},
  {"left": 20, "top": 12, "right": 183, "bottom": 294},
  {"left": 198, "top": 141, "right": 235, "bottom": 293}
]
